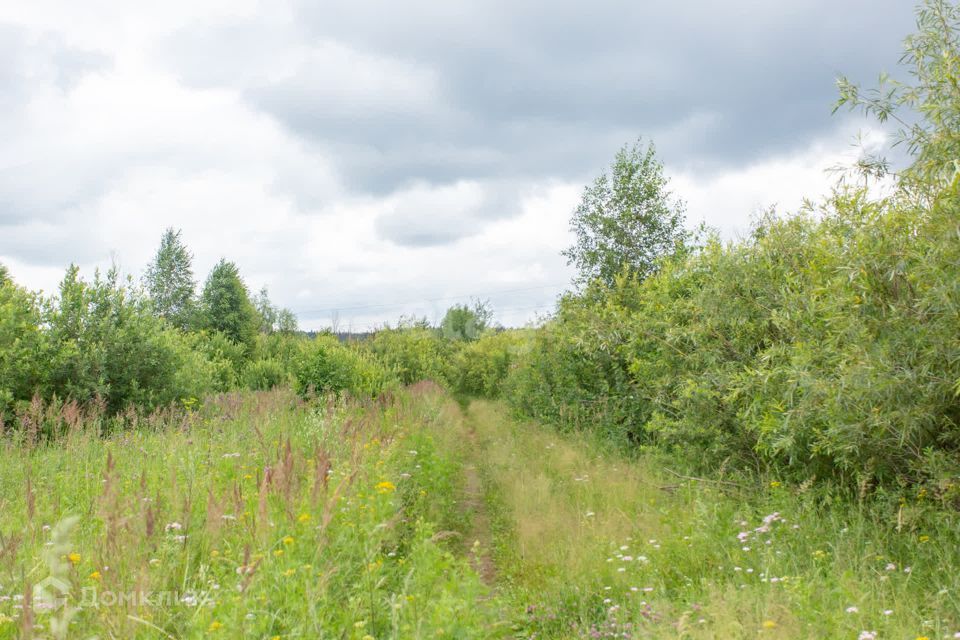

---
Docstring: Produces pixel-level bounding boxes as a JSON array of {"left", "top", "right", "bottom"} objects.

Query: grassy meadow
[{"left": 2, "top": 389, "right": 960, "bottom": 638}]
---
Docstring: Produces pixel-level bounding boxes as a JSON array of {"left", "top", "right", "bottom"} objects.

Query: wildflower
[
  {"left": 67, "top": 552, "right": 81, "bottom": 565},
  {"left": 375, "top": 481, "right": 396, "bottom": 494},
  {"left": 165, "top": 522, "right": 183, "bottom": 532},
  {"left": 283, "top": 569, "right": 296, "bottom": 577},
  {"left": 918, "top": 535, "right": 930, "bottom": 543},
  {"left": 885, "top": 563, "right": 896, "bottom": 571},
  {"left": 761, "top": 620, "right": 777, "bottom": 629},
  {"left": 904, "top": 566, "right": 912, "bottom": 573},
  {"left": 273, "top": 549, "right": 284, "bottom": 557},
  {"left": 769, "top": 481, "right": 782, "bottom": 488},
  {"left": 297, "top": 513, "right": 311, "bottom": 523},
  {"left": 915, "top": 636, "right": 930, "bottom": 640},
  {"left": 282, "top": 536, "right": 295, "bottom": 546},
  {"left": 208, "top": 620, "right": 223, "bottom": 632},
  {"left": 882, "top": 610, "right": 893, "bottom": 615},
  {"left": 149, "top": 558, "right": 161, "bottom": 566},
  {"left": 89, "top": 570, "right": 101, "bottom": 580},
  {"left": 858, "top": 632, "right": 877, "bottom": 640},
  {"left": 845, "top": 606, "right": 859, "bottom": 613}
]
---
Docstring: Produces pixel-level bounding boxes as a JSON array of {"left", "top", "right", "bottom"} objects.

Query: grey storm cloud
[
  {"left": 0, "top": 1, "right": 920, "bottom": 263},
  {"left": 154, "top": 0, "right": 917, "bottom": 249}
]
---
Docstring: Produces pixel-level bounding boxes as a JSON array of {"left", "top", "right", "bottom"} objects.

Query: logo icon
[{"left": 33, "top": 577, "right": 71, "bottom": 611}]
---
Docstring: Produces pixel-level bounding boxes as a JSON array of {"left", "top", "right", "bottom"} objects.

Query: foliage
[
  {"left": 143, "top": 228, "right": 196, "bottom": 330},
  {"left": 366, "top": 327, "right": 455, "bottom": 385},
  {"left": 507, "top": 189, "right": 960, "bottom": 486},
  {"left": 0, "top": 276, "right": 45, "bottom": 420},
  {"left": 452, "top": 330, "right": 529, "bottom": 398},
  {"left": 294, "top": 336, "right": 395, "bottom": 398},
  {"left": 197, "top": 259, "right": 259, "bottom": 352},
  {"left": 562, "top": 138, "right": 690, "bottom": 287},
  {"left": 440, "top": 300, "right": 492, "bottom": 341},
  {"left": 836, "top": 0, "right": 960, "bottom": 196},
  {"left": 41, "top": 266, "right": 216, "bottom": 414},
  {"left": 243, "top": 358, "right": 294, "bottom": 390}
]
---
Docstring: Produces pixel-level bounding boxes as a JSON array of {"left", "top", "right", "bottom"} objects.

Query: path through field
[
  {"left": 434, "top": 398, "right": 954, "bottom": 639},
  {"left": 443, "top": 398, "right": 719, "bottom": 638}
]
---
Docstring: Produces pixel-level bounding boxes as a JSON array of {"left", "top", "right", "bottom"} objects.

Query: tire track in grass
[{"left": 459, "top": 405, "right": 498, "bottom": 587}]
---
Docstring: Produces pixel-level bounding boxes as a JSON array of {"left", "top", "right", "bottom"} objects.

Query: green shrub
[
  {"left": 242, "top": 358, "right": 293, "bottom": 390},
  {"left": 506, "top": 188, "right": 960, "bottom": 487},
  {"left": 41, "top": 266, "right": 218, "bottom": 413},
  {"left": 453, "top": 330, "right": 529, "bottom": 398},
  {"left": 0, "top": 275, "right": 46, "bottom": 419},
  {"left": 295, "top": 336, "right": 395, "bottom": 398},
  {"left": 366, "top": 327, "right": 455, "bottom": 385}
]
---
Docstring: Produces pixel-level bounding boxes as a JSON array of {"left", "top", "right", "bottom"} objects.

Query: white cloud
[{"left": 0, "top": 0, "right": 908, "bottom": 330}]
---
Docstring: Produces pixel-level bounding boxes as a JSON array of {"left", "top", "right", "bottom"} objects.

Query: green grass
[
  {"left": 0, "top": 387, "right": 497, "bottom": 639},
  {"left": 452, "top": 400, "right": 960, "bottom": 639},
  {"left": 2, "top": 388, "right": 959, "bottom": 639}
]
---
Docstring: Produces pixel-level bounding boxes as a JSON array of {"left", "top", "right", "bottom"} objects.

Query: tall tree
[
  {"left": 198, "top": 259, "right": 259, "bottom": 350},
  {"left": 563, "top": 139, "right": 689, "bottom": 287},
  {"left": 144, "top": 228, "right": 195, "bottom": 329}
]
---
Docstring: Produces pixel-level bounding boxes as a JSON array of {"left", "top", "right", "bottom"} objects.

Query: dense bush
[
  {"left": 506, "top": 188, "right": 960, "bottom": 486},
  {"left": 365, "top": 327, "right": 455, "bottom": 385},
  {"left": 41, "top": 267, "right": 218, "bottom": 414},
  {"left": 453, "top": 330, "right": 529, "bottom": 398},
  {"left": 295, "top": 336, "right": 395, "bottom": 398},
  {"left": 0, "top": 275, "right": 46, "bottom": 419}
]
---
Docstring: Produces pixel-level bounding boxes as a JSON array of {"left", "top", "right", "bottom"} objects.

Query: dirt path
[{"left": 458, "top": 405, "right": 498, "bottom": 586}]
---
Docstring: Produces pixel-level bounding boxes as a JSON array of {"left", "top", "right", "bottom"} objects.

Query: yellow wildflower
[
  {"left": 919, "top": 535, "right": 930, "bottom": 543},
  {"left": 89, "top": 570, "right": 101, "bottom": 580},
  {"left": 769, "top": 481, "right": 782, "bottom": 489},
  {"left": 283, "top": 568, "right": 296, "bottom": 577},
  {"left": 762, "top": 620, "right": 777, "bottom": 629},
  {"left": 297, "top": 513, "right": 311, "bottom": 523},
  {"left": 273, "top": 549, "right": 284, "bottom": 557},
  {"left": 282, "top": 536, "right": 295, "bottom": 546},
  {"left": 208, "top": 621, "right": 223, "bottom": 632},
  {"left": 67, "top": 552, "right": 81, "bottom": 565},
  {"left": 375, "top": 481, "right": 396, "bottom": 494}
]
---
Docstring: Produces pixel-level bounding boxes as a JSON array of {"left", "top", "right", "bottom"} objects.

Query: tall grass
[
  {"left": 458, "top": 400, "right": 960, "bottom": 639},
  {"left": 0, "top": 387, "right": 497, "bottom": 639}
]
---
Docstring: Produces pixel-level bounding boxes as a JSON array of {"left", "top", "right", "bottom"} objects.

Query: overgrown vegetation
[
  {"left": 502, "top": 0, "right": 960, "bottom": 494},
  {"left": 0, "top": 1, "right": 959, "bottom": 637}
]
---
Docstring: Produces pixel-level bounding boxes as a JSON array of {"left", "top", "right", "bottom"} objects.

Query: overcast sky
[{"left": 0, "top": 1, "right": 916, "bottom": 330}]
